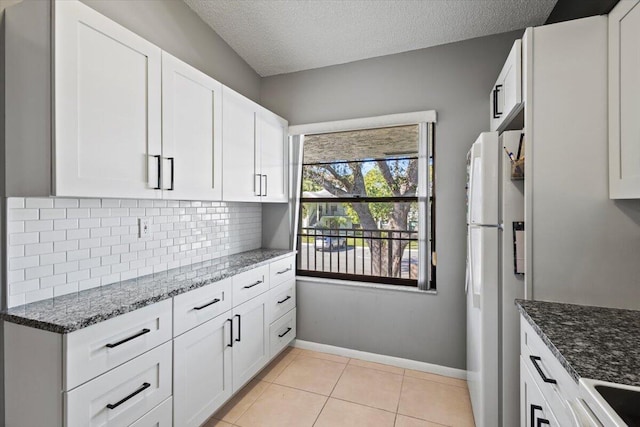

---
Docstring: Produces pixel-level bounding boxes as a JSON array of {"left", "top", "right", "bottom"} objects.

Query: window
[{"left": 295, "top": 122, "right": 436, "bottom": 289}]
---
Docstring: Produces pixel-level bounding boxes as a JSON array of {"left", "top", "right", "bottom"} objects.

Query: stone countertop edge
[
  {"left": 515, "top": 299, "right": 640, "bottom": 387},
  {"left": 515, "top": 299, "right": 581, "bottom": 383},
  {"left": 1, "top": 248, "right": 296, "bottom": 334}
]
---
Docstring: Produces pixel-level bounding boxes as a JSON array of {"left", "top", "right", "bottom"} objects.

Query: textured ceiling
[{"left": 184, "top": 0, "right": 557, "bottom": 77}]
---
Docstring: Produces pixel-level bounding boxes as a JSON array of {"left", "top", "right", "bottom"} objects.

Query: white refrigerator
[{"left": 466, "top": 131, "right": 525, "bottom": 427}]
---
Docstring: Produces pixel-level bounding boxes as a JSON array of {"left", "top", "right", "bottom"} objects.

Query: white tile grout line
[
  {"left": 312, "top": 355, "right": 350, "bottom": 427},
  {"left": 225, "top": 347, "right": 466, "bottom": 427}
]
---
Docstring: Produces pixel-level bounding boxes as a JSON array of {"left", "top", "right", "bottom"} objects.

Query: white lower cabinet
[
  {"left": 268, "top": 280, "right": 296, "bottom": 323},
  {"left": 270, "top": 308, "right": 296, "bottom": 358},
  {"left": 130, "top": 398, "right": 173, "bottom": 427},
  {"left": 4, "top": 255, "right": 296, "bottom": 427},
  {"left": 231, "top": 291, "right": 270, "bottom": 392},
  {"left": 65, "top": 341, "right": 172, "bottom": 427},
  {"left": 521, "top": 357, "right": 559, "bottom": 427},
  {"left": 519, "top": 316, "right": 578, "bottom": 427},
  {"left": 173, "top": 313, "right": 233, "bottom": 427}
]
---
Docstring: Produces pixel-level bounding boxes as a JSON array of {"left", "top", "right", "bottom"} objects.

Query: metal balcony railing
[{"left": 296, "top": 227, "right": 418, "bottom": 286}]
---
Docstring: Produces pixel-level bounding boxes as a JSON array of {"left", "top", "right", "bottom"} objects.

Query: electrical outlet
[{"left": 138, "top": 218, "right": 150, "bottom": 238}]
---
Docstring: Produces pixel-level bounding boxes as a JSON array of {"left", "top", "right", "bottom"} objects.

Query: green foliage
[
  {"left": 302, "top": 158, "right": 418, "bottom": 229},
  {"left": 343, "top": 168, "right": 393, "bottom": 224},
  {"left": 302, "top": 178, "right": 323, "bottom": 192},
  {"left": 319, "top": 216, "right": 348, "bottom": 229}
]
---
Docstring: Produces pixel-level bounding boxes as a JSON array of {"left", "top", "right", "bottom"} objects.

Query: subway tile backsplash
[{"left": 6, "top": 198, "right": 262, "bottom": 307}]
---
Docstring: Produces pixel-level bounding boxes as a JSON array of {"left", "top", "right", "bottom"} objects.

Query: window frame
[{"left": 289, "top": 112, "right": 436, "bottom": 291}]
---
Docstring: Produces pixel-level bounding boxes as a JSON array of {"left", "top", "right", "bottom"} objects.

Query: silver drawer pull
[
  {"left": 105, "top": 328, "right": 151, "bottom": 348},
  {"left": 277, "top": 267, "right": 292, "bottom": 275},
  {"left": 193, "top": 298, "right": 220, "bottom": 311},
  {"left": 244, "top": 280, "right": 263, "bottom": 289},
  {"left": 106, "top": 382, "right": 151, "bottom": 410}
]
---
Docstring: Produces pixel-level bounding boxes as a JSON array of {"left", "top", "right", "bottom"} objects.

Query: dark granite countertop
[
  {"left": 1, "top": 248, "right": 295, "bottom": 334},
  {"left": 516, "top": 299, "right": 640, "bottom": 387}
]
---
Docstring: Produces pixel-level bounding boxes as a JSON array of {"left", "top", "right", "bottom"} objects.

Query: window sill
[{"left": 295, "top": 275, "right": 437, "bottom": 295}]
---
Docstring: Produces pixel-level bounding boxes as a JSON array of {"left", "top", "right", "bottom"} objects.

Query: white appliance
[{"left": 466, "top": 131, "right": 525, "bottom": 427}]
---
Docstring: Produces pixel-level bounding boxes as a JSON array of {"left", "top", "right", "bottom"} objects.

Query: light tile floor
[{"left": 203, "top": 347, "right": 476, "bottom": 427}]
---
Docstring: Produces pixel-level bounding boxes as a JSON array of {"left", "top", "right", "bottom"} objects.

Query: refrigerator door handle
[
  {"left": 468, "top": 149, "right": 476, "bottom": 224},
  {"left": 468, "top": 228, "right": 476, "bottom": 295},
  {"left": 465, "top": 230, "right": 471, "bottom": 294}
]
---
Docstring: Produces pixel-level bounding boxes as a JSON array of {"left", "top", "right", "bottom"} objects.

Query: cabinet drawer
[
  {"left": 233, "top": 265, "right": 269, "bottom": 307},
  {"left": 270, "top": 308, "right": 296, "bottom": 358},
  {"left": 64, "top": 299, "right": 172, "bottom": 390},
  {"left": 520, "top": 318, "right": 578, "bottom": 425},
  {"left": 268, "top": 279, "right": 296, "bottom": 324},
  {"left": 129, "top": 397, "right": 172, "bottom": 427},
  {"left": 65, "top": 341, "right": 172, "bottom": 427},
  {"left": 269, "top": 255, "right": 295, "bottom": 288},
  {"left": 173, "top": 278, "right": 232, "bottom": 336},
  {"left": 521, "top": 356, "right": 561, "bottom": 427}
]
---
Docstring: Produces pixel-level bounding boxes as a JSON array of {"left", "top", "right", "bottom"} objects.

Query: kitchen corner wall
[
  {"left": 261, "top": 30, "right": 524, "bottom": 370},
  {"left": 80, "top": 0, "right": 262, "bottom": 102},
  {"left": 5, "top": 198, "right": 261, "bottom": 308}
]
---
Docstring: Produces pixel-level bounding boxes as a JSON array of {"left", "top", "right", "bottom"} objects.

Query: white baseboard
[{"left": 292, "top": 339, "right": 467, "bottom": 380}]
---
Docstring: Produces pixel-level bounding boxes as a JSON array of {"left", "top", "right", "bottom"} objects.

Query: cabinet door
[
  {"left": 129, "top": 397, "right": 172, "bottom": 427},
  {"left": 54, "top": 0, "right": 162, "bottom": 198},
  {"left": 162, "top": 52, "right": 223, "bottom": 201},
  {"left": 490, "top": 40, "right": 522, "bottom": 132},
  {"left": 258, "top": 110, "right": 288, "bottom": 202},
  {"left": 609, "top": 0, "right": 640, "bottom": 199},
  {"left": 521, "top": 357, "right": 560, "bottom": 427},
  {"left": 232, "top": 292, "right": 270, "bottom": 392},
  {"left": 174, "top": 312, "right": 233, "bottom": 427},
  {"left": 222, "top": 88, "right": 259, "bottom": 201}
]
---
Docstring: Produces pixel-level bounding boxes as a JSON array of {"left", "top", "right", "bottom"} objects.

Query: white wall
[
  {"left": 528, "top": 17, "right": 640, "bottom": 309},
  {"left": 261, "top": 30, "right": 523, "bottom": 369},
  {"left": 0, "top": 0, "right": 261, "bottom": 102},
  {"left": 80, "top": 0, "right": 261, "bottom": 102}
]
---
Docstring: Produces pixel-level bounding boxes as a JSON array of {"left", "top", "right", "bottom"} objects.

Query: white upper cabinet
[
  {"left": 222, "top": 88, "right": 260, "bottom": 201},
  {"left": 223, "top": 87, "right": 289, "bottom": 203},
  {"left": 490, "top": 40, "right": 522, "bottom": 132},
  {"left": 5, "top": 0, "right": 163, "bottom": 198},
  {"left": 609, "top": 0, "right": 640, "bottom": 199},
  {"left": 5, "top": 0, "right": 285, "bottom": 202},
  {"left": 257, "top": 110, "right": 289, "bottom": 202},
  {"left": 54, "top": 0, "right": 163, "bottom": 198},
  {"left": 162, "top": 52, "right": 223, "bottom": 201}
]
